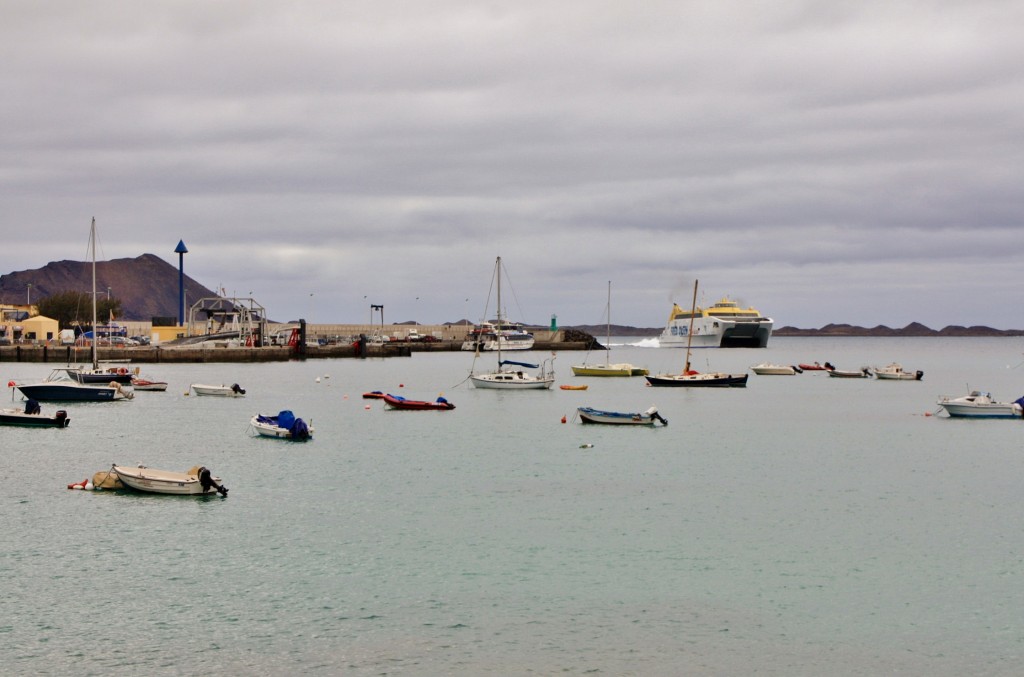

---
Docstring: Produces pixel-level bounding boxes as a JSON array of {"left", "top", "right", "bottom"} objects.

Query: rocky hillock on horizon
[
  {"left": 774, "top": 322, "right": 1024, "bottom": 337},
  {"left": 0, "top": 254, "right": 220, "bottom": 321}
]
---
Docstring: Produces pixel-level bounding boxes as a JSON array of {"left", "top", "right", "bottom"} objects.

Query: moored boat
[
  {"left": 382, "top": 393, "right": 456, "bottom": 411},
  {"left": 571, "top": 281, "right": 648, "bottom": 377},
  {"left": 937, "top": 391, "right": 1024, "bottom": 419},
  {"left": 873, "top": 363, "right": 923, "bottom": 380},
  {"left": 560, "top": 384, "right": 588, "bottom": 390},
  {"left": 111, "top": 464, "right": 228, "bottom": 496},
  {"left": 191, "top": 383, "right": 246, "bottom": 397},
  {"left": 131, "top": 376, "right": 168, "bottom": 391},
  {"left": 362, "top": 391, "right": 386, "bottom": 399},
  {"left": 15, "top": 368, "right": 133, "bottom": 402},
  {"left": 647, "top": 280, "right": 748, "bottom": 388},
  {"left": 827, "top": 367, "right": 873, "bottom": 378},
  {"left": 752, "top": 363, "right": 801, "bottom": 375},
  {"left": 250, "top": 410, "right": 313, "bottom": 439},
  {"left": 577, "top": 406, "right": 668, "bottom": 426},
  {"left": 0, "top": 399, "right": 70, "bottom": 427},
  {"left": 799, "top": 362, "right": 834, "bottom": 371}
]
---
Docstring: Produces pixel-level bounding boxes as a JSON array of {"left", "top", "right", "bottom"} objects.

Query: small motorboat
[
  {"left": 751, "top": 363, "right": 802, "bottom": 375},
  {"left": 250, "top": 410, "right": 314, "bottom": 440},
  {"left": 362, "top": 391, "right": 386, "bottom": 399},
  {"left": 827, "top": 367, "right": 873, "bottom": 378},
  {"left": 577, "top": 406, "right": 668, "bottom": 426},
  {"left": 937, "top": 391, "right": 1024, "bottom": 419},
  {"left": 0, "top": 399, "right": 70, "bottom": 428},
  {"left": 111, "top": 464, "right": 228, "bottom": 496},
  {"left": 798, "top": 362, "right": 834, "bottom": 371},
  {"left": 382, "top": 393, "right": 456, "bottom": 410},
  {"left": 873, "top": 363, "right": 923, "bottom": 380},
  {"left": 560, "top": 384, "right": 589, "bottom": 390},
  {"left": 191, "top": 383, "right": 246, "bottom": 397}
]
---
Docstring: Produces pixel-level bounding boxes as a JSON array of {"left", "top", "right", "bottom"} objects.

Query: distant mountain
[
  {"left": 0, "top": 254, "right": 220, "bottom": 321},
  {"left": 775, "top": 323, "right": 1024, "bottom": 337}
]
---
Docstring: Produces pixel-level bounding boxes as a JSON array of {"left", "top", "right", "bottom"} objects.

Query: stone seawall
[{"left": 0, "top": 338, "right": 589, "bottom": 364}]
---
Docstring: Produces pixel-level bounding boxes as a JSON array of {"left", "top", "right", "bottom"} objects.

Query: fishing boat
[
  {"left": 873, "top": 363, "right": 923, "bottom": 380},
  {"left": 658, "top": 295, "right": 773, "bottom": 348},
  {"left": 250, "top": 410, "right": 313, "bottom": 439},
  {"left": 827, "top": 367, "right": 873, "bottom": 378},
  {"left": 191, "top": 383, "right": 246, "bottom": 397},
  {"left": 14, "top": 219, "right": 133, "bottom": 402},
  {"left": 111, "top": 464, "right": 228, "bottom": 496},
  {"left": 0, "top": 399, "right": 70, "bottom": 427},
  {"left": 382, "top": 393, "right": 456, "bottom": 410},
  {"left": 936, "top": 391, "right": 1024, "bottom": 419},
  {"left": 751, "top": 363, "right": 802, "bottom": 375},
  {"left": 577, "top": 406, "right": 668, "bottom": 426},
  {"left": 469, "top": 257, "right": 555, "bottom": 390},
  {"left": 571, "top": 281, "right": 648, "bottom": 377},
  {"left": 646, "top": 280, "right": 749, "bottom": 388}
]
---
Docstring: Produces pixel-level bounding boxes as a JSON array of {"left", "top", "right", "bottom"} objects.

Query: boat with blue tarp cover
[{"left": 250, "top": 410, "right": 313, "bottom": 439}]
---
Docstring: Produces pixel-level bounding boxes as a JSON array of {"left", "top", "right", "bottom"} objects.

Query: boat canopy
[{"left": 499, "top": 360, "right": 538, "bottom": 369}]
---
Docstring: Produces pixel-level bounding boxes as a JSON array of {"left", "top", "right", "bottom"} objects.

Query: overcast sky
[{"left": 3, "top": 1, "right": 1022, "bottom": 329}]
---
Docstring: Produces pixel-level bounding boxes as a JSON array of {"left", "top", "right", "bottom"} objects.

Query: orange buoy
[
  {"left": 7, "top": 380, "right": 14, "bottom": 387},
  {"left": 561, "top": 415, "right": 567, "bottom": 424}
]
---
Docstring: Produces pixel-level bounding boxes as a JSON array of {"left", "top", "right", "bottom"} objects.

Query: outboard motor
[
  {"left": 197, "top": 466, "right": 229, "bottom": 496},
  {"left": 231, "top": 383, "right": 246, "bottom": 395},
  {"left": 824, "top": 362, "right": 835, "bottom": 370},
  {"left": 54, "top": 410, "right": 69, "bottom": 427},
  {"left": 24, "top": 399, "right": 41, "bottom": 415},
  {"left": 289, "top": 418, "right": 311, "bottom": 441},
  {"left": 915, "top": 370, "right": 924, "bottom": 380}
]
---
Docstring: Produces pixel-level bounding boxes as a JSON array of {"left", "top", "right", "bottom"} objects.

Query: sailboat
[
  {"left": 571, "top": 281, "right": 648, "bottom": 377},
  {"left": 645, "top": 280, "right": 748, "bottom": 388},
  {"left": 15, "top": 219, "right": 133, "bottom": 402},
  {"left": 469, "top": 257, "right": 555, "bottom": 390}
]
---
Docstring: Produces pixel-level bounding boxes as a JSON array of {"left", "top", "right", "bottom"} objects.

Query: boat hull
[
  {"left": 577, "top": 406, "right": 667, "bottom": 426},
  {"left": 659, "top": 316, "right": 773, "bottom": 348},
  {"left": 470, "top": 373, "right": 554, "bottom": 389},
  {"left": 645, "top": 373, "right": 748, "bottom": 387},
  {"left": 828, "top": 369, "right": 872, "bottom": 378},
  {"left": 191, "top": 383, "right": 246, "bottom": 397},
  {"left": 382, "top": 394, "right": 456, "bottom": 410},
  {"left": 570, "top": 364, "right": 635, "bottom": 377},
  {"left": 112, "top": 465, "right": 227, "bottom": 495},
  {"left": 0, "top": 408, "right": 70, "bottom": 427},
  {"left": 16, "top": 383, "right": 128, "bottom": 402},
  {"left": 752, "top": 364, "right": 798, "bottom": 375}
]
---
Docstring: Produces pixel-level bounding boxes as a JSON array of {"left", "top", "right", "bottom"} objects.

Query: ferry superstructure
[{"left": 658, "top": 297, "right": 773, "bottom": 348}]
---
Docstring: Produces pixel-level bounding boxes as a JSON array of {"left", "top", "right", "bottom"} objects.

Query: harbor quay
[{"left": 0, "top": 324, "right": 594, "bottom": 364}]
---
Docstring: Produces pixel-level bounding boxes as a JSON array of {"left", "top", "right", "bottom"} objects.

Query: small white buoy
[
  {"left": 315, "top": 377, "right": 321, "bottom": 383},
  {"left": 364, "top": 404, "right": 371, "bottom": 410},
  {"left": 84, "top": 481, "right": 94, "bottom": 491}
]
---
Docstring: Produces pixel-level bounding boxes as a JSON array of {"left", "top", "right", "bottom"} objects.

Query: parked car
[{"left": 129, "top": 335, "right": 151, "bottom": 345}]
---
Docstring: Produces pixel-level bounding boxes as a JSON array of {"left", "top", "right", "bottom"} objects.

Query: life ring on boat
[{"left": 116, "top": 367, "right": 128, "bottom": 375}]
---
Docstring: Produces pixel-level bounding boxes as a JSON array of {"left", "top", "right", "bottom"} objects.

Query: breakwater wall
[{"left": 0, "top": 335, "right": 591, "bottom": 364}]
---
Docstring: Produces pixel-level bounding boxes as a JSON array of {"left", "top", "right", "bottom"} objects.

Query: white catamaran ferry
[{"left": 658, "top": 296, "right": 773, "bottom": 348}]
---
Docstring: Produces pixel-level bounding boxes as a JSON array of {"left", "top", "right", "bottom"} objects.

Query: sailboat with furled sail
[
  {"left": 645, "top": 280, "right": 748, "bottom": 388},
  {"left": 14, "top": 218, "right": 133, "bottom": 402},
  {"left": 571, "top": 281, "right": 648, "bottom": 377},
  {"left": 469, "top": 257, "right": 555, "bottom": 390}
]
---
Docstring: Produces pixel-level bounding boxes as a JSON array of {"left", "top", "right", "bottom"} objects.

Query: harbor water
[{"left": 3, "top": 337, "right": 1024, "bottom": 675}]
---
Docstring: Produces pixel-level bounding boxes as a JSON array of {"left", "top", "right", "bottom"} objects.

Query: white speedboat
[
  {"left": 937, "top": 391, "right": 1024, "bottom": 419},
  {"left": 250, "top": 411, "right": 313, "bottom": 440},
  {"left": 658, "top": 295, "right": 773, "bottom": 348},
  {"left": 112, "top": 464, "right": 228, "bottom": 496},
  {"left": 577, "top": 406, "right": 668, "bottom": 426},
  {"left": 751, "top": 363, "right": 801, "bottom": 375},
  {"left": 874, "top": 363, "right": 923, "bottom": 380},
  {"left": 191, "top": 383, "right": 246, "bottom": 397},
  {"left": 827, "top": 367, "right": 873, "bottom": 378},
  {"left": 15, "top": 368, "right": 133, "bottom": 402}
]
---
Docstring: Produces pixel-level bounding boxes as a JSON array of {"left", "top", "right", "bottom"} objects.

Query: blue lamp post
[{"left": 175, "top": 240, "right": 188, "bottom": 325}]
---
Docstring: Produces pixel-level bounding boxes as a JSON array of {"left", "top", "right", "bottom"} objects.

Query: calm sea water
[{"left": 3, "top": 337, "right": 1024, "bottom": 675}]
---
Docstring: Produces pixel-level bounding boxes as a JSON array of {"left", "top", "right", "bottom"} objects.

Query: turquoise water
[{"left": 3, "top": 337, "right": 1024, "bottom": 675}]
